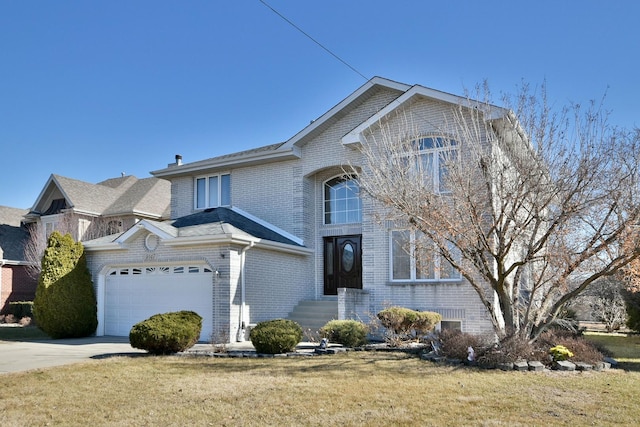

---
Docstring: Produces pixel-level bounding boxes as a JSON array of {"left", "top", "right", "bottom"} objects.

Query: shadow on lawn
[
  {"left": 618, "top": 361, "right": 640, "bottom": 372},
  {"left": 0, "top": 325, "right": 51, "bottom": 342}
]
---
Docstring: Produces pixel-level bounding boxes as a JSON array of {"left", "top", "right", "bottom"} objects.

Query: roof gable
[
  {"left": 278, "top": 76, "right": 410, "bottom": 150},
  {"left": 85, "top": 207, "right": 308, "bottom": 255},
  {"left": 150, "top": 77, "right": 410, "bottom": 178},
  {"left": 341, "top": 84, "right": 507, "bottom": 145},
  {"left": 28, "top": 174, "right": 170, "bottom": 219}
]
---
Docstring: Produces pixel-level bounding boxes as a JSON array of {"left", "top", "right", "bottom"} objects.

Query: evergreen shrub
[
  {"left": 319, "top": 319, "right": 368, "bottom": 347},
  {"left": 623, "top": 288, "right": 640, "bottom": 333},
  {"left": 249, "top": 319, "right": 303, "bottom": 354},
  {"left": 33, "top": 232, "right": 97, "bottom": 338},
  {"left": 129, "top": 311, "right": 203, "bottom": 355},
  {"left": 377, "top": 307, "right": 442, "bottom": 339},
  {"left": 7, "top": 301, "right": 33, "bottom": 319}
]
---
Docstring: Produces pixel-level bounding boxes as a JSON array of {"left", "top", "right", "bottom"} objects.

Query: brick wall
[
  {"left": 85, "top": 230, "right": 314, "bottom": 341},
  {"left": 0, "top": 265, "right": 37, "bottom": 314},
  {"left": 142, "top": 84, "right": 498, "bottom": 336}
]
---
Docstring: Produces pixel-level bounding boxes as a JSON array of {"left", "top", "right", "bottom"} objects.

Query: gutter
[{"left": 151, "top": 147, "right": 301, "bottom": 178}]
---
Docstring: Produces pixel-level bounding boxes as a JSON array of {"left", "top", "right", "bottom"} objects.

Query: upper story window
[
  {"left": 390, "top": 229, "right": 461, "bottom": 282},
  {"left": 324, "top": 175, "right": 362, "bottom": 224},
  {"left": 44, "top": 220, "right": 57, "bottom": 238},
  {"left": 407, "top": 137, "right": 458, "bottom": 193},
  {"left": 195, "top": 173, "right": 231, "bottom": 209}
]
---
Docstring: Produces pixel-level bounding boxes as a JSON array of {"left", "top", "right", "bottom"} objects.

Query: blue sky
[{"left": 1, "top": 1, "right": 638, "bottom": 209}]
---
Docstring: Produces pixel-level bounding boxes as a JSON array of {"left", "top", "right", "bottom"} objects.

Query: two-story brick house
[
  {"left": 24, "top": 174, "right": 171, "bottom": 242},
  {"left": 85, "top": 77, "right": 510, "bottom": 342},
  {"left": 0, "top": 206, "right": 35, "bottom": 313}
]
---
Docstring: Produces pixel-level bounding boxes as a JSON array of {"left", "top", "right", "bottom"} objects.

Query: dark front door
[{"left": 323, "top": 235, "right": 362, "bottom": 295}]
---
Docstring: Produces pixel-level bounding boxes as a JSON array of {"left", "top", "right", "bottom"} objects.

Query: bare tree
[
  {"left": 24, "top": 212, "right": 78, "bottom": 279},
  {"left": 23, "top": 212, "right": 124, "bottom": 279},
  {"left": 578, "top": 277, "right": 627, "bottom": 332},
  {"left": 354, "top": 82, "right": 640, "bottom": 342}
]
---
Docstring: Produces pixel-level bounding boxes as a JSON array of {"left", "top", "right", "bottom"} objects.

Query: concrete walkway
[
  {"left": 0, "top": 336, "right": 148, "bottom": 374},
  {"left": 0, "top": 336, "right": 259, "bottom": 374}
]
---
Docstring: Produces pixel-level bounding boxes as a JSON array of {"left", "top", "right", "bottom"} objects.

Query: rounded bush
[
  {"left": 129, "top": 311, "right": 202, "bottom": 355},
  {"left": 33, "top": 232, "right": 97, "bottom": 339},
  {"left": 249, "top": 319, "right": 303, "bottom": 354},
  {"left": 7, "top": 301, "right": 34, "bottom": 319},
  {"left": 319, "top": 319, "right": 368, "bottom": 347},
  {"left": 377, "top": 307, "right": 441, "bottom": 338}
]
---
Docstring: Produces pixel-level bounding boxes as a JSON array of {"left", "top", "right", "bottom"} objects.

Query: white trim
[
  {"left": 151, "top": 147, "right": 301, "bottom": 178},
  {"left": 85, "top": 224, "right": 313, "bottom": 256},
  {"left": 280, "top": 77, "right": 411, "bottom": 150},
  {"left": 342, "top": 85, "right": 507, "bottom": 146},
  {"left": 389, "top": 229, "right": 462, "bottom": 283},
  {"left": 115, "top": 220, "right": 176, "bottom": 243},
  {"left": 194, "top": 173, "right": 231, "bottom": 210},
  {"left": 322, "top": 174, "right": 362, "bottom": 226},
  {"left": 0, "top": 259, "right": 35, "bottom": 266},
  {"left": 29, "top": 174, "right": 72, "bottom": 213},
  {"left": 164, "top": 233, "right": 313, "bottom": 256},
  {"left": 150, "top": 77, "right": 410, "bottom": 179}
]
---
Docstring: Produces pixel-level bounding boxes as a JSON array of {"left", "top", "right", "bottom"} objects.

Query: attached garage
[
  {"left": 103, "top": 264, "right": 214, "bottom": 341},
  {"left": 86, "top": 208, "right": 312, "bottom": 343}
]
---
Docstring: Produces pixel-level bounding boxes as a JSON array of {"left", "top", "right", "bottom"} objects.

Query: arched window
[
  {"left": 406, "top": 136, "right": 458, "bottom": 193},
  {"left": 324, "top": 175, "right": 362, "bottom": 224}
]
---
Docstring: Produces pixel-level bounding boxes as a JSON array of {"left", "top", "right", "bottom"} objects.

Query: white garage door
[{"left": 104, "top": 265, "right": 213, "bottom": 341}]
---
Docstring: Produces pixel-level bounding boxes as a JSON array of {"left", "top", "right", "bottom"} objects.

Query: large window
[
  {"left": 195, "top": 174, "right": 231, "bottom": 209},
  {"left": 390, "top": 230, "right": 460, "bottom": 282},
  {"left": 324, "top": 175, "right": 362, "bottom": 224},
  {"left": 407, "top": 137, "right": 457, "bottom": 193}
]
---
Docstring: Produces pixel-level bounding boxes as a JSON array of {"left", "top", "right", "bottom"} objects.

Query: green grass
[
  {"left": 584, "top": 332, "right": 640, "bottom": 371},
  {"left": 0, "top": 325, "right": 50, "bottom": 342}
]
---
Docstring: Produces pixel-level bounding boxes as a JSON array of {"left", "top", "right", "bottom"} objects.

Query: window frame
[
  {"left": 389, "top": 229, "right": 461, "bottom": 283},
  {"left": 323, "top": 174, "right": 362, "bottom": 225},
  {"left": 437, "top": 320, "right": 462, "bottom": 332},
  {"left": 194, "top": 173, "right": 231, "bottom": 209},
  {"left": 405, "top": 136, "right": 458, "bottom": 194}
]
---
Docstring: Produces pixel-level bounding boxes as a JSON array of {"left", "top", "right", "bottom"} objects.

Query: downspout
[{"left": 237, "top": 241, "right": 255, "bottom": 342}]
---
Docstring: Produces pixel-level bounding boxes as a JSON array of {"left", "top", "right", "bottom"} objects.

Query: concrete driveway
[{"left": 0, "top": 336, "right": 148, "bottom": 374}]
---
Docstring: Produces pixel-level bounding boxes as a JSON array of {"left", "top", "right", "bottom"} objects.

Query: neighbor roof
[
  {"left": 27, "top": 174, "right": 170, "bottom": 220},
  {"left": 0, "top": 206, "right": 29, "bottom": 262}
]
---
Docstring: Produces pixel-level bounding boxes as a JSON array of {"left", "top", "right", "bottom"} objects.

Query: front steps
[{"left": 287, "top": 299, "right": 338, "bottom": 334}]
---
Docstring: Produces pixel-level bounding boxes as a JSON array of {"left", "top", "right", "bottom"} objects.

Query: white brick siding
[{"left": 91, "top": 81, "right": 500, "bottom": 340}]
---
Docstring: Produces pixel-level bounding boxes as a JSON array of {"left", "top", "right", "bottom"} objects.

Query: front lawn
[
  {"left": 0, "top": 350, "right": 638, "bottom": 426},
  {"left": 584, "top": 332, "right": 640, "bottom": 371}
]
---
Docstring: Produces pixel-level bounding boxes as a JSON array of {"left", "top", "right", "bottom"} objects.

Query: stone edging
[{"left": 180, "top": 345, "right": 618, "bottom": 372}]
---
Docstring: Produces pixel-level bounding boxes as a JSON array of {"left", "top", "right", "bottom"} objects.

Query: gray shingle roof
[
  {"left": 32, "top": 174, "right": 170, "bottom": 219},
  {"left": 0, "top": 206, "right": 29, "bottom": 261},
  {"left": 170, "top": 207, "right": 302, "bottom": 247}
]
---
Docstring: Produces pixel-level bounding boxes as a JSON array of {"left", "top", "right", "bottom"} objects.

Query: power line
[{"left": 258, "top": 0, "right": 368, "bottom": 81}]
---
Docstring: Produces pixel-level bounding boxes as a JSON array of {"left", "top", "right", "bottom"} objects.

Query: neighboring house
[
  {"left": 0, "top": 206, "right": 36, "bottom": 313},
  {"left": 84, "top": 77, "right": 520, "bottom": 342},
  {"left": 24, "top": 174, "right": 171, "bottom": 242}
]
